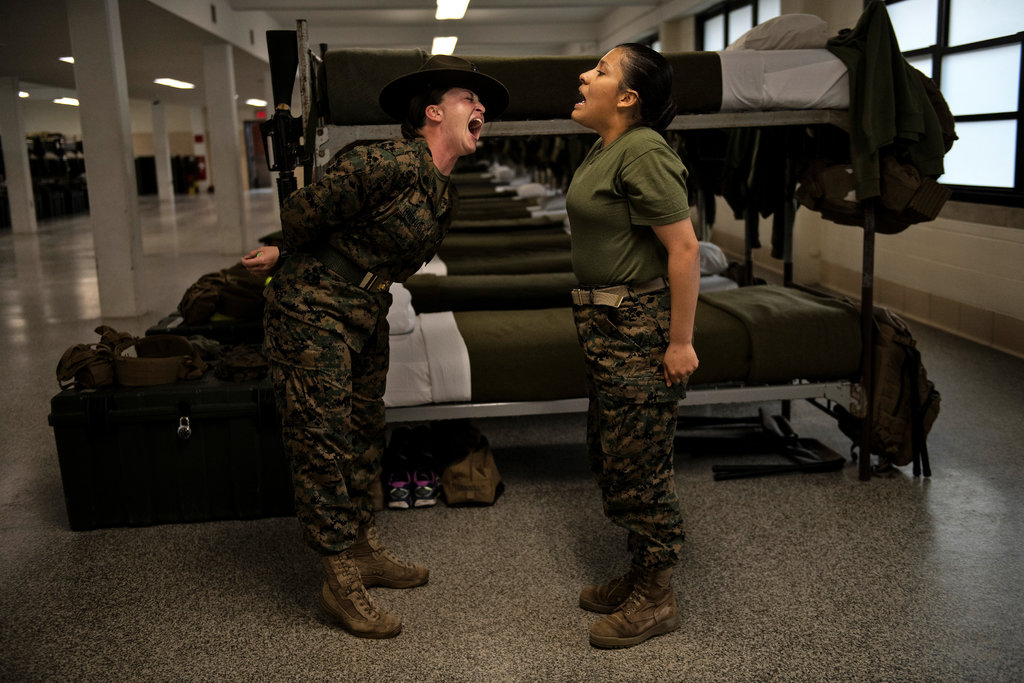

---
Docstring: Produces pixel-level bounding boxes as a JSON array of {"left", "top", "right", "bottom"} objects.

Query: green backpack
[{"left": 836, "top": 307, "right": 941, "bottom": 475}]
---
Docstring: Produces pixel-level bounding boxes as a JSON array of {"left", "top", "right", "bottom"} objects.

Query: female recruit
[{"left": 566, "top": 43, "right": 700, "bottom": 649}]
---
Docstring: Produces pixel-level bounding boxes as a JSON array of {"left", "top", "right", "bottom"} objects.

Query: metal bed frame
[{"left": 296, "top": 31, "right": 880, "bottom": 481}]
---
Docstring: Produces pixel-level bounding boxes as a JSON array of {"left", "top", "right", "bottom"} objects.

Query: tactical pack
[
  {"left": 57, "top": 325, "right": 208, "bottom": 390},
  {"left": 178, "top": 263, "right": 266, "bottom": 325},
  {"left": 433, "top": 419, "right": 503, "bottom": 505},
  {"left": 835, "top": 307, "right": 940, "bottom": 475}
]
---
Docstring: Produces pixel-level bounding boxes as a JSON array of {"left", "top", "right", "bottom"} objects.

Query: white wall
[{"left": 19, "top": 99, "right": 82, "bottom": 139}]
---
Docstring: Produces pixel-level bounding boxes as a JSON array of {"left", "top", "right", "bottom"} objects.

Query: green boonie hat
[{"left": 378, "top": 54, "right": 509, "bottom": 121}]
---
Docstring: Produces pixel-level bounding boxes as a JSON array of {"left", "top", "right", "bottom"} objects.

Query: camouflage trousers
[
  {"left": 264, "top": 307, "right": 388, "bottom": 555},
  {"left": 573, "top": 288, "right": 686, "bottom": 570}
]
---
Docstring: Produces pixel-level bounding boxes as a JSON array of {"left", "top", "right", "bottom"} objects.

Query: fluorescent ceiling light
[
  {"left": 245, "top": 98, "right": 268, "bottom": 107},
  {"left": 154, "top": 77, "right": 195, "bottom": 90},
  {"left": 432, "top": 36, "right": 458, "bottom": 55},
  {"left": 436, "top": 0, "right": 470, "bottom": 20},
  {"left": 19, "top": 91, "right": 29, "bottom": 98},
  {"left": 54, "top": 97, "right": 80, "bottom": 106},
  {"left": 59, "top": 56, "right": 75, "bottom": 64}
]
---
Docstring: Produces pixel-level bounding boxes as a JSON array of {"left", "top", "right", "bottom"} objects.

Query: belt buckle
[
  {"left": 571, "top": 289, "right": 592, "bottom": 306},
  {"left": 359, "top": 272, "right": 391, "bottom": 292}
]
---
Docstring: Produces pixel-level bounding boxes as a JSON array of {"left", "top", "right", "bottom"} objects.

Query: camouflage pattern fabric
[
  {"left": 278, "top": 137, "right": 455, "bottom": 285},
  {"left": 265, "top": 137, "right": 454, "bottom": 354},
  {"left": 265, "top": 303, "right": 389, "bottom": 554},
  {"left": 573, "top": 288, "right": 686, "bottom": 569},
  {"left": 263, "top": 137, "right": 454, "bottom": 554}
]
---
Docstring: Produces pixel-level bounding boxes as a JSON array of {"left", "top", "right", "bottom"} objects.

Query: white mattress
[
  {"left": 384, "top": 312, "right": 471, "bottom": 407},
  {"left": 719, "top": 49, "right": 848, "bottom": 112},
  {"left": 383, "top": 317, "right": 432, "bottom": 407},
  {"left": 418, "top": 255, "right": 447, "bottom": 276}
]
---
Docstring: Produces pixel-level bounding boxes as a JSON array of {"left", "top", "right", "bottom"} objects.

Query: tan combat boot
[
  {"left": 579, "top": 565, "right": 641, "bottom": 613},
  {"left": 588, "top": 567, "right": 680, "bottom": 649},
  {"left": 319, "top": 550, "right": 402, "bottom": 639},
  {"left": 350, "top": 525, "right": 429, "bottom": 589}
]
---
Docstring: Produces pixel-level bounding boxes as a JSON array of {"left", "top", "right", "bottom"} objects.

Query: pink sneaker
[
  {"left": 386, "top": 472, "right": 413, "bottom": 510},
  {"left": 412, "top": 470, "right": 439, "bottom": 507}
]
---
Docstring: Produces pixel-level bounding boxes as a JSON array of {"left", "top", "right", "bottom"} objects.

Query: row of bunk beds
[
  {"left": 123, "top": 5, "right": 945, "bottom": 488},
  {"left": 47, "top": 4, "right": 949, "bottom": 532},
  {"left": 279, "top": 4, "right": 950, "bottom": 481}
]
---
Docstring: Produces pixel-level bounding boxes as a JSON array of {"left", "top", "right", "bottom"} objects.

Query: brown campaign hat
[{"left": 378, "top": 54, "right": 509, "bottom": 121}]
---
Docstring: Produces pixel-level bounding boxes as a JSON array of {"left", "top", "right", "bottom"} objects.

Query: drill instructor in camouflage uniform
[
  {"left": 258, "top": 56, "right": 508, "bottom": 639},
  {"left": 566, "top": 44, "right": 701, "bottom": 649}
]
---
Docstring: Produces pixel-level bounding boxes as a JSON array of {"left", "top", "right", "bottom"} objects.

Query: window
[
  {"left": 888, "top": 0, "right": 1024, "bottom": 206},
  {"left": 698, "top": 0, "right": 780, "bottom": 51},
  {"left": 698, "top": 0, "right": 1024, "bottom": 207}
]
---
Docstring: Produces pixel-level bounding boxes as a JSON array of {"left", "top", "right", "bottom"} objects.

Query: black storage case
[
  {"left": 146, "top": 312, "right": 264, "bottom": 346},
  {"left": 48, "top": 373, "right": 293, "bottom": 531}
]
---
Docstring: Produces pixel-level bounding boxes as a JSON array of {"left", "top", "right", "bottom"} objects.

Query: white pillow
[
  {"left": 699, "top": 241, "right": 730, "bottom": 276},
  {"left": 515, "top": 182, "right": 549, "bottom": 198},
  {"left": 725, "top": 14, "right": 828, "bottom": 51},
  {"left": 387, "top": 282, "right": 416, "bottom": 335}
]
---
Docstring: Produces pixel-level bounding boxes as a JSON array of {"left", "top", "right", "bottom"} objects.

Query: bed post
[
  {"left": 858, "top": 198, "right": 877, "bottom": 481},
  {"left": 743, "top": 210, "right": 758, "bottom": 285}
]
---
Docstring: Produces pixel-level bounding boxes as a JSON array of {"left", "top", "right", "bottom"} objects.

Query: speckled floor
[{"left": 2, "top": 191, "right": 1023, "bottom": 681}]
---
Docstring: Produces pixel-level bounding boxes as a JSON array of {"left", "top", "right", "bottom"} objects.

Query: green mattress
[
  {"left": 324, "top": 49, "right": 723, "bottom": 126},
  {"left": 442, "top": 250, "right": 573, "bottom": 275},
  {"left": 439, "top": 228, "right": 570, "bottom": 257},
  {"left": 447, "top": 286, "right": 861, "bottom": 403},
  {"left": 406, "top": 272, "right": 578, "bottom": 313}
]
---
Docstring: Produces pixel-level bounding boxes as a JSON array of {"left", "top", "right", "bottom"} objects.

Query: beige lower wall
[
  {"left": 709, "top": 198, "right": 1024, "bottom": 360},
  {"left": 131, "top": 131, "right": 196, "bottom": 158}
]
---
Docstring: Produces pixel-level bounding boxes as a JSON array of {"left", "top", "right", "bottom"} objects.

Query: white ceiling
[{"left": 0, "top": 0, "right": 711, "bottom": 110}]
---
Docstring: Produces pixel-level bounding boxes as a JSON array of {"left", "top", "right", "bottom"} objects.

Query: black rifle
[{"left": 260, "top": 30, "right": 306, "bottom": 209}]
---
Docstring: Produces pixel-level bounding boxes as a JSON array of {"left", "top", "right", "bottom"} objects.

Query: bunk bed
[{"left": 292, "top": 7, "right": 947, "bottom": 481}]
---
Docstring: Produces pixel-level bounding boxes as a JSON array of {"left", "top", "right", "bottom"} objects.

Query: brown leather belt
[{"left": 570, "top": 276, "right": 667, "bottom": 308}]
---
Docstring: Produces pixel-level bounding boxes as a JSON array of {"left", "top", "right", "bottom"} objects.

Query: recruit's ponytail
[{"left": 617, "top": 43, "right": 677, "bottom": 134}]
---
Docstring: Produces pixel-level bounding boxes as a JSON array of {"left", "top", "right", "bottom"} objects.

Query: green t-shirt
[{"left": 566, "top": 126, "right": 690, "bottom": 285}]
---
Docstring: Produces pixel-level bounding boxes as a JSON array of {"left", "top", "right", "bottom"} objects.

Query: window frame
[
  {"left": 696, "top": 0, "right": 1024, "bottom": 208},
  {"left": 696, "top": 0, "right": 759, "bottom": 51},
  {"left": 890, "top": 0, "right": 1024, "bottom": 207}
]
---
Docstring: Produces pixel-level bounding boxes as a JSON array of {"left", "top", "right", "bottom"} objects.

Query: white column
[
  {"left": 203, "top": 43, "right": 246, "bottom": 255},
  {"left": 66, "top": 0, "right": 146, "bottom": 318},
  {"left": 0, "top": 78, "right": 38, "bottom": 234},
  {"left": 151, "top": 99, "right": 175, "bottom": 202},
  {"left": 190, "top": 106, "right": 210, "bottom": 194}
]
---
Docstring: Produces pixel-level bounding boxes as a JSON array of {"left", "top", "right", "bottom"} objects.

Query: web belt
[{"left": 570, "top": 276, "right": 668, "bottom": 308}]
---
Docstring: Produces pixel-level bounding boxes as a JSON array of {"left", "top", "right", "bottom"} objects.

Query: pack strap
[{"left": 113, "top": 335, "right": 208, "bottom": 386}]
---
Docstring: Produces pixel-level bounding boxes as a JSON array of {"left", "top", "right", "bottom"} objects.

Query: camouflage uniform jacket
[{"left": 264, "top": 137, "right": 455, "bottom": 353}]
